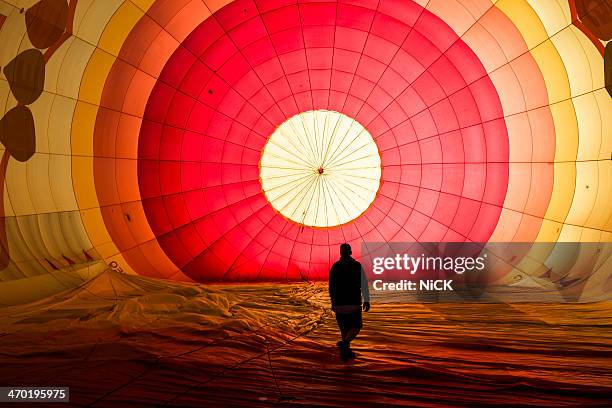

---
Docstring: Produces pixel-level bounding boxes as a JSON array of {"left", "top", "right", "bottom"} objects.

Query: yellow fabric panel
[
  {"left": 72, "top": 156, "right": 98, "bottom": 209},
  {"left": 544, "top": 23, "right": 609, "bottom": 240},
  {"left": 11, "top": 261, "right": 37, "bottom": 280},
  {"left": 595, "top": 90, "right": 612, "bottom": 161},
  {"left": 56, "top": 212, "right": 93, "bottom": 256},
  {"left": 13, "top": 217, "right": 63, "bottom": 280},
  {"left": 5, "top": 160, "right": 36, "bottom": 216},
  {"left": 44, "top": 37, "right": 71, "bottom": 95},
  {"left": 98, "top": 2, "right": 144, "bottom": 57},
  {"left": 4, "top": 260, "right": 39, "bottom": 279},
  {"left": 79, "top": 208, "right": 118, "bottom": 256},
  {"left": 525, "top": 0, "right": 571, "bottom": 37},
  {"left": 78, "top": 48, "right": 115, "bottom": 106},
  {"left": 551, "top": 86, "right": 609, "bottom": 235},
  {"left": 73, "top": 0, "right": 124, "bottom": 46},
  {"left": 71, "top": 101, "right": 97, "bottom": 156},
  {"left": 496, "top": 0, "right": 550, "bottom": 49},
  {"left": 548, "top": 99, "right": 579, "bottom": 162},
  {"left": 551, "top": 28, "right": 598, "bottom": 97},
  {"left": 9, "top": 218, "right": 44, "bottom": 266},
  {"left": 580, "top": 229, "right": 606, "bottom": 242},
  {"left": 573, "top": 242, "right": 609, "bottom": 280},
  {"left": 564, "top": 161, "right": 599, "bottom": 228},
  {"left": 574, "top": 93, "right": 603, "bottom": 161},
  {"left": 0, "top": 79, "right": 10, "bottom": 113},
  {"left": 582, "top": 250, "right": 612, "bottom": 301},
  {"left": 49, "top": 154, "right": 79, "bottom": 212},
  {"left": 557, "top": 223, "right": 582, "bottom": 241},
  {"left": 96, "top": 241, "right": 127, "bottom": 262},
  {"left": 0, "top": 7, "right": 31, "bottom": 64},
  {"left": 488, "top": 0, "right": 577, "bottom": 244},
  {"left": 47, "top": 96, "right": 76, "bottom": 156},
  {"left": 53, "top": 38, "right": 97, "bottom": 100},
  {"left": 496, "top": 1, "right": 601, "bottom": 244},
  {"left": 584, "top": 160, "right": 611, "bottom": 231},
  {"left": 0, "top": 2, "right": 15, "bottom": 15},
  {"left": 514, "top": 250, "right": 543, "bottom": 276},
  {"left": 26, "top": 154, "right": 58, "bottom": 214},
  {"left": 72, "top": 0, "right": 153, "bottom": 276},
  {"left": 38, "top": 216, "right": 70, "bottom": 260},
  {"left": 28, "top": 92, "right": 53, "bottom": 155},
  {"left": 579, "top": 228, "right": 604, "bottom": 242},
  {"left": 573, "top": 25, "right": 606, "bottom": 89},
  {"left": 498, "top": 1, "right": 572, "bottom": 104},
  {"left": 2, "top": 87, "right": 17, "bottom": 114},
  {"left": 529, "top": 40, "right": 570, "bottom": 105},
  {"left": 537, "top": 219, "right": 563, "bottom": 241},
  {"left": 539, "top": 162, "right": 576, "bottom": 224},
  {"left": 129, "top": 0, "right": 156, "bottom": 12},
  {"left": 70, "top": 0, "right": 160, "bottom": 278},
  {"left": 3, "top": 74, "right": 81, "bottom": 221}
]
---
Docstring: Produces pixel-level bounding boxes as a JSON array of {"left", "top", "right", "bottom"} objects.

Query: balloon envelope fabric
[{"left": 0, "top": 0, "right": 609, "bottom": 297}]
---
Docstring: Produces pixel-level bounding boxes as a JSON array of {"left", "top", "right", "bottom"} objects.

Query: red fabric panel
[{"left": 137, "top": 0, "right": 509, "bottom": 282}]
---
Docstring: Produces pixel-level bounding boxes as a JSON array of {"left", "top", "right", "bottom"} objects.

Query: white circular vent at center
[{"left": 260, "top": 110, "right": 382, "bottom": 228}]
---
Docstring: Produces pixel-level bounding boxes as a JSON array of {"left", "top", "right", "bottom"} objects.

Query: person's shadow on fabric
[{"left": 329, "top": 243, "right": 371, "bottom": 362}]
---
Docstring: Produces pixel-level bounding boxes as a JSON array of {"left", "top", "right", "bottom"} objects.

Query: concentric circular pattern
[
  {"left": 136, "top": 0, "right": 509, "bottom": 282},
  {"left": 0, "top": 0, "right": 609, "bottom": 300},
  {"left": 1, "top": 0, "right": 609, "bottom": 294},
  {"left": 260, "top": 110, "right": 381, "bottom": 228}
]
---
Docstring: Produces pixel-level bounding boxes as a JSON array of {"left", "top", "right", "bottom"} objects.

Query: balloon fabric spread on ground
[{"left": 0, "top": 0, "right": 610, "bottom": 301}]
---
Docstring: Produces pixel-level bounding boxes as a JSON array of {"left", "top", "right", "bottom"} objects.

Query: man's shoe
[
  {"left": 339, "top": 342, "right": 356, "bottom": 362},
  {"left": 340, "top": 348, "right": 351, "bottom": 362}
]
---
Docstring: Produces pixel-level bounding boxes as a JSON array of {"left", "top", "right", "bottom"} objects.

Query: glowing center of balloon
[{"left": 260, "top": 110, "right": 382, "bottom": 228}]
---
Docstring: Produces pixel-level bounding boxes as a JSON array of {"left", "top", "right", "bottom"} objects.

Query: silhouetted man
[{"left": 329, "top": 243, "right": 370, "bottom": 361}]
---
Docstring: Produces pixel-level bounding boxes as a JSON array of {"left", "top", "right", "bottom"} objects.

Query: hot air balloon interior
[{"left": 0, "top": 0, "right": 610, "bottom": 406}]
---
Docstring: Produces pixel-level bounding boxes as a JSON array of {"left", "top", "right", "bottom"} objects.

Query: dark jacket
[{"left": 329, "top": 256, "right": 371, "bottom": 307}]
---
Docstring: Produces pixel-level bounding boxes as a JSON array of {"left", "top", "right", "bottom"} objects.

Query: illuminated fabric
[
  {"left": 260, "top": 110, "right": 381, "bottom": 228},
  {"left": 0, "top": 0, "right": 609, "bottom": 295}
]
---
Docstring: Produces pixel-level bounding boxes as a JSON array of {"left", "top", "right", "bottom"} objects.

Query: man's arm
[
  {"left": 329, "top": 264, "right": 337, "bottom": 310},
  {"left": 360, "top": 265, "right": 371, "bottom": 310}
]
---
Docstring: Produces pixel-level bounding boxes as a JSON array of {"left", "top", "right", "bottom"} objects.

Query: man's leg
[
  {"left": 335, "top": 312, "right": 354, "bottom": 361},
  {"left": 343, "top": 311, "right": 363, "bottom": 345},
  {"left": 335, "top": 311, "right": 362, "bottom": 361},
  {"left": 335, "top": 312, "right": 349, "bottom": 344}
]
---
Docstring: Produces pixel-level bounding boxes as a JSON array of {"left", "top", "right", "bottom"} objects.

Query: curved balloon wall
[{"left": 0, "top": 0, "right": 610, "bottom": 302}]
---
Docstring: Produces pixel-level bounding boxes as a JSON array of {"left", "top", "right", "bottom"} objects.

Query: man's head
[{"left": 340, "top": 243, "right": 352, "bottom": 257}]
